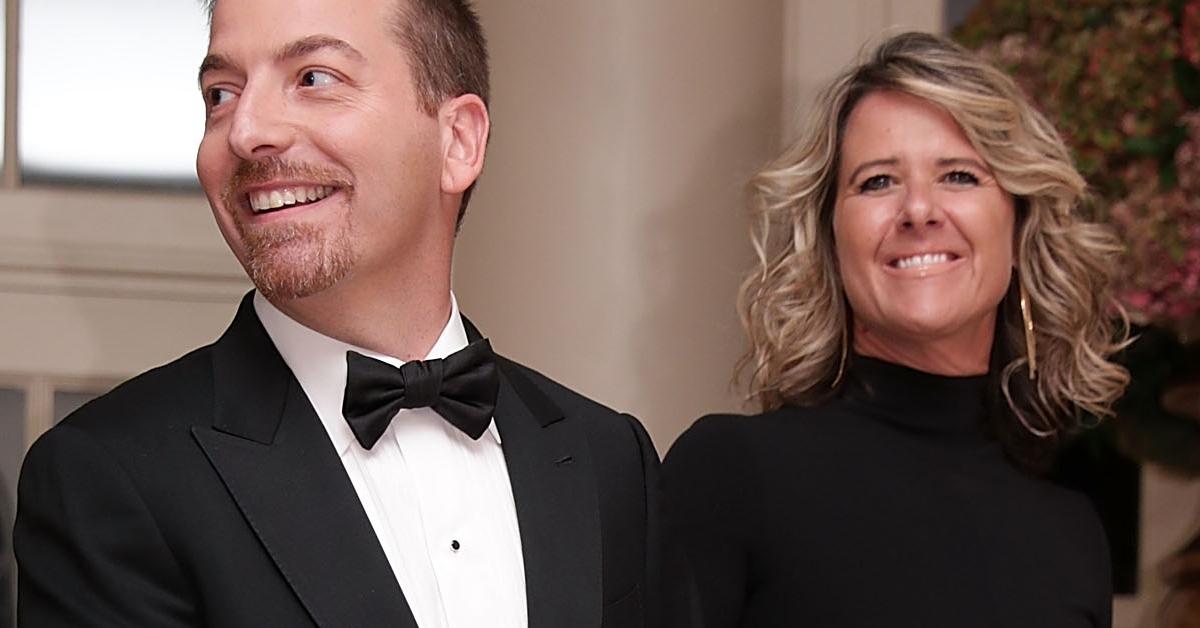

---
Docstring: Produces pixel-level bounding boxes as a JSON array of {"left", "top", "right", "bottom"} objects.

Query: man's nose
[
  {"left": 227, "top": 88, "right": 294, "bottom": 161},
  {"left": 896, "top": 181, "right": 943, "bottom": 232}
]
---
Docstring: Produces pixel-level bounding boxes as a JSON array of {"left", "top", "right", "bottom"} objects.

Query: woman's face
[{"left": 833, "top": 90, "right": 1016, "bottom": 374}]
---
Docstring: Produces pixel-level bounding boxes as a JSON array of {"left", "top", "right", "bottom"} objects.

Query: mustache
[{"left": 222, "top": 156, "right": 352, "bottom": 206}]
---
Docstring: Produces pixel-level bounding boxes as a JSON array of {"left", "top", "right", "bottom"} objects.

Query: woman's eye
[
  {"left": 206, "top": 87, "right": 235, "bottom": 108},
  {"left": 944, "top": 170, "right": 980, "bottom": 185},
  {"left": 859, "top": 174, "right": 893, "bottom": 192},
  {"left": 300, "top": 70, "right": 339, "bottom": 88}
]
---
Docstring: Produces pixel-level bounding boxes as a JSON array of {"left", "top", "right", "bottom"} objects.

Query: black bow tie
[{"left": 342, "top": 339, "right": 500, "bottom": 449}]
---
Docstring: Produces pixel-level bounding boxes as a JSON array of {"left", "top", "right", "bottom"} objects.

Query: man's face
[{"left": 196, "top": 0, "right": 444, "bottom": 300}]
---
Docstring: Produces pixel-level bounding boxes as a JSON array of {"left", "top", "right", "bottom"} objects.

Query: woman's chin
[{"left": 858, "top": 313, "right": 997, "bottom": 357}]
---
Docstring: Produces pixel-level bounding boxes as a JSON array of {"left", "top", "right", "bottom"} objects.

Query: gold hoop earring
[
  {"left": 1019, "top": 281, "right": 1037, "bottom": 380},
  {"left": 831, "top": 326, "right": 849, "bottom": 389}
]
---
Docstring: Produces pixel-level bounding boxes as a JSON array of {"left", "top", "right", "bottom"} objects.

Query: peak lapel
[
  {"left": 494, "top": 359, "right": 603, "bottom": 628},
  {"left": 192, "top": 294, "right": 418, "bottom": 628}
]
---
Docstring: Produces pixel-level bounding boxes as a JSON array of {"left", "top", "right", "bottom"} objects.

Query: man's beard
[
  {"left": 222, "top": 156, "right": 357, "bottom": 300},
  {"left": 236, "top": 217, "right": 356, "bottom": 300}
]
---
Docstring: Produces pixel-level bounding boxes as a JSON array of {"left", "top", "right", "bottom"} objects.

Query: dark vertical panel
[
  {"left": 944, "top": 0, "right": 982, "bottom": 32},
  {"left": 0, "top": 388, "right": 24, "bottom": 628}
]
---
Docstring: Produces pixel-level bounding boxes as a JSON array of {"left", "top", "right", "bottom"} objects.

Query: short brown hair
[
  {"left": 203, "top": 0, "right": 490, "bottom": 225},
  {"left": 391, "top": 0, "right": 489, "bottom": 115}
]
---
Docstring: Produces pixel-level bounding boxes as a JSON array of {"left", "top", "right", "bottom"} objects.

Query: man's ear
[{"left": 439, "top": 94, "right": 489, "bottom": 196}]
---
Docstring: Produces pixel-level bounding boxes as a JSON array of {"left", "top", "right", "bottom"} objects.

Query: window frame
[{"left": 0, "top": 0, "right": 247, "bottom": 305}]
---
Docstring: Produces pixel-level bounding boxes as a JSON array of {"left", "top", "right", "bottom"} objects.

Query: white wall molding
[
  {"left": 0, "top": 237, "right": 248, "bottom": 302},
  {"left": 0, "top": 186, "right": 249, "bottom": 302}
]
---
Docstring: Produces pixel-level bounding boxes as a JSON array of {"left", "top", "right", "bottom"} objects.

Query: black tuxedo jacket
[{"left": 15, "top": 295, "right": 688, "bottom": 627}]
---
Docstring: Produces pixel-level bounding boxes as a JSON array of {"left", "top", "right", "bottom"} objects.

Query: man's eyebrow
[
  {"left": 196, "top": 36, "right": 364, "bottom": 86},
  {"left": 198, "top": 54, "right": 232, "bottom": 86},
  {"left": 277, "top": 35, "right": 366, "bottom": 64}
]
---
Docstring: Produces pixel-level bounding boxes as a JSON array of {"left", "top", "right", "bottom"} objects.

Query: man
[{"left": 15, "top": 1, "right": 686, "bottom": 626}]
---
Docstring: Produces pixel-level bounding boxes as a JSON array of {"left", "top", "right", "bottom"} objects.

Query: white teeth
[
  {"left": 896, "top": 252, "right": 951, "bottom": 270},
  {"left": 250, "top": 191, "right": 271, "bottom": 211},
  {"left": 247, "top": 185, "right": 335, "bottom": 213}
]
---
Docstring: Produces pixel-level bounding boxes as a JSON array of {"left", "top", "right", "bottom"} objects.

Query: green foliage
[
  {"left": 1113, "top": 326, "right": 1200, "bottom": 475},
  {"left": 1177, "top": 57, "right": 1200, "bottom": 105}
]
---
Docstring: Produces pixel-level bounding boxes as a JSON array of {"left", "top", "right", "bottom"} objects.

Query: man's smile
[{"left": 247, "top": 184, "right": 338, "bottom": 213}]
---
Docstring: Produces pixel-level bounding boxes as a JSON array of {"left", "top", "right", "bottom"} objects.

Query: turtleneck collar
[{"left": 840, "top": 353, "right": 991, "bottom": 438}]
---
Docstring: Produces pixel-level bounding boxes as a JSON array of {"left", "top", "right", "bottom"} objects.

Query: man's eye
[
  {"left": 300, "top": 70, "right": 339, "bottom": 88},
  {"left": 859, "top": 174, "right": 893, "bottom": 192},
  {"left": 206, "top": 87, "right": 235, "bottom": 108},
  {"left": 944, "top": 170, "right": 980, "bottom": 185}
]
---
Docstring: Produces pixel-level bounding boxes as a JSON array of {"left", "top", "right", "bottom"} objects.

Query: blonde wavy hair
[{"left": 739, "top": 31, "right": 1130, "bottom": 448}]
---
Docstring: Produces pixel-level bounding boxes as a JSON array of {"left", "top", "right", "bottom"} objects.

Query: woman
[{"left": 663, "top": 32, "right": 1129, "bottom": 627}]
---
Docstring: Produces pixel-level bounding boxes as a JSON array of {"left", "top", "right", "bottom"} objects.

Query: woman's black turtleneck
[{"left": 662, "top": 355, "right": 1111, "bottom": 628}]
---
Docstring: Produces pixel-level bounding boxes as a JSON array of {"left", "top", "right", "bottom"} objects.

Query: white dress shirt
[{"left": 254, "top": 293, "right": 528, "bottom": 628}]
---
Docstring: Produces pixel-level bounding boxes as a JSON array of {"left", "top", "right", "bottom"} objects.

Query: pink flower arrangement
[
  {"left": 960, "top": 0, "right": 1200, "bottom": 338},
  {"left": 1110, "top": 113, "right": 1200, "bottom": 336},
  {"left": 1184, "top": 0, "right": 1200, "bottom": 66}
]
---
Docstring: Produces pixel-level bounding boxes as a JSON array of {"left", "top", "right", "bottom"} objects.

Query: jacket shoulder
[
  {"left": 496, "top": 355, "right": 621, "bottom": 417},
  {"left": 54, "top": 344, "right": 217, "bottom": 440},
  {"left": 495, "top": 355, "right": 654, "bottom": 454}
]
